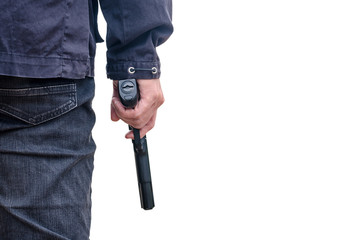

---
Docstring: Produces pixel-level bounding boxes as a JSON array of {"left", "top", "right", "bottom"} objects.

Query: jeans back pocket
[{"left": 0, "top": 83, "right": 77, "bottom": 125}]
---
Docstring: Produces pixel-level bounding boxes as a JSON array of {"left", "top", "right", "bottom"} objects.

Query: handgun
[{"left": 118, "top": 79, "right": 155, "bottom": 210}]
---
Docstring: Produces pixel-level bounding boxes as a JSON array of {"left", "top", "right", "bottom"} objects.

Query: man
[{"left": 0, "top": 0, "right": 173, "bottom": 239}]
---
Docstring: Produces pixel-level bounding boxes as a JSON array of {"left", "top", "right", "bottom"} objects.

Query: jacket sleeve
[{"left": 98, "top": 0, "right": 173, "bottom": 80}]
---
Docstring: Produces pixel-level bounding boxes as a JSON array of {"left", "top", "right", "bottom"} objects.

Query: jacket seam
[
  {"left": 118, "top": 0, "right": 126, "bottom": 45},
  {"left": 60, "top": 0, "right": 72, "bottom": 75}
]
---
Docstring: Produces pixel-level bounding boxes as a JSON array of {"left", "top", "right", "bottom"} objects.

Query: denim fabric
[
  {"left": 0, "top": 0, "right": 173, "bottom": 80},
  {"left": 0, "top": 76, "right": 96, "bottom": 240}
]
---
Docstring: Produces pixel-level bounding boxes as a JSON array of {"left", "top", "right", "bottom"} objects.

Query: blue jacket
[{"left": 0, "top": 0, "right": 173, "bottom": 80}]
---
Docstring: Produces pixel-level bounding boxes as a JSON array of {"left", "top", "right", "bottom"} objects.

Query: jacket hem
[{"left": 0, "top": 53, "right": 94, "bottom": 79}]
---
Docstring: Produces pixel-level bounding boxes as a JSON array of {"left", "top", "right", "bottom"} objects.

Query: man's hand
[{"left": 111, "top": 79, "right": 165, "bottom": 139}]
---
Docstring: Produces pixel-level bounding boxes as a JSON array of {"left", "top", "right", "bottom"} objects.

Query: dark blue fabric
[
  {"left": 0, "top": 76, "right": 96, "bottom": 240},
  {"left": 0, "top": 1, "right": 173, "bottom": 239},
  {"left": 0, "top": 0, "right": 173, "bottom": 80}
]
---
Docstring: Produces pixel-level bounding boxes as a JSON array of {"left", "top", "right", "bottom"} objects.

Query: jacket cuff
[{"left": 106, "top": 61, "right": 161, "bottom": 80}]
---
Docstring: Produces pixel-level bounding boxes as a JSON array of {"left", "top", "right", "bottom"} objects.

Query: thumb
[{"left": 111, "top": 98, "right": 120, "bottom": 121}]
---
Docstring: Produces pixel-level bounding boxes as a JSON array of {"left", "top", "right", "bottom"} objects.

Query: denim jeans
[{"left": 0, "top": 76, "right": 96, "bottom": 240}]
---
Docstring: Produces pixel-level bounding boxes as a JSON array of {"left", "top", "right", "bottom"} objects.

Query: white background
[{"left": 91, "top": 1, "right": 362, "bottom": 239}]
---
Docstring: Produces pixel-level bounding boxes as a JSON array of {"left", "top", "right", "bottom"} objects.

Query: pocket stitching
[
  {"left": 29, "top": 93, "right": 77, "bottom": 124},
  {"left": 0, "top": 84, "right": 77, "bottom": 125},
  {"left": 0, "top": 84, "right": 76, "bottom": 96}
]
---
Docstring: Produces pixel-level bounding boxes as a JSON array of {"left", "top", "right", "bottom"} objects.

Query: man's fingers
[
  {"left": 125, "top": 130, "right": 133, "bottom": 139},
  {"left": 125, "top": 113, "right": 157, "bottom": 139},
  {"left": 112, "top": 95, "right": 159, "bottom": 129},
  {"left": 139, "top": 112, "right": 157, "bottom": 137},
  {"left": 111, "top": 98, "right": 121, "bottom": 121},
  {"left": 111, "top": 80, "right": 137, "bottom": 122},
  {"left": 111, "top": 96, "right": 138, "bottom": 123},
  {"left": 111, "top": 78, "right": 163, "bottom": 136}
]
